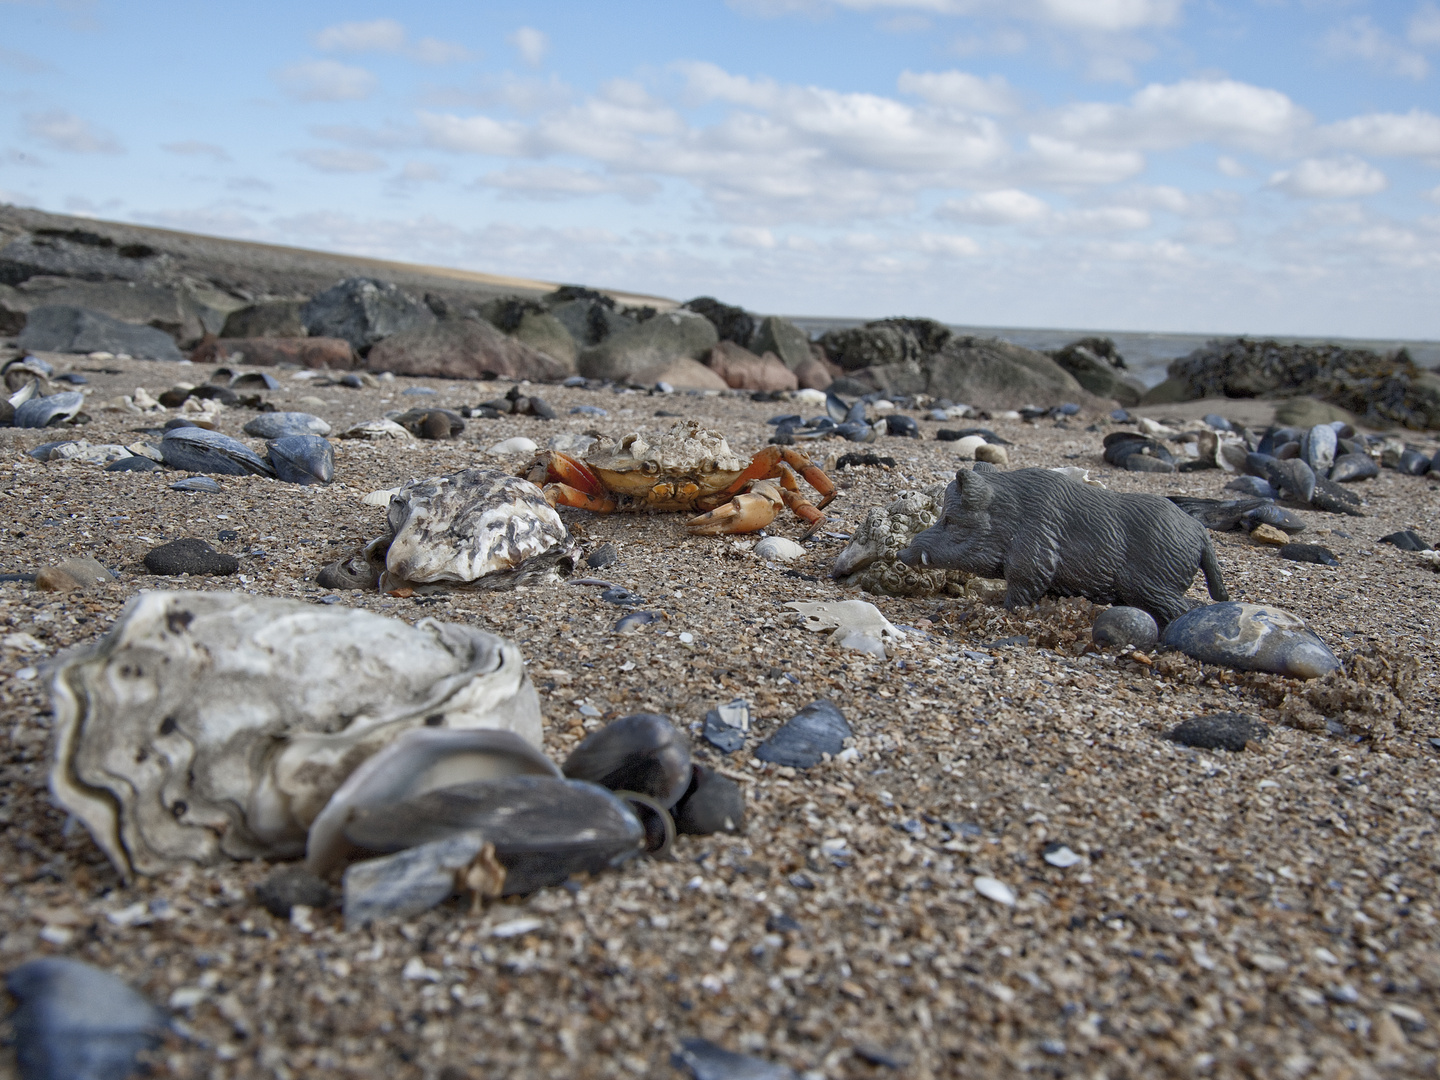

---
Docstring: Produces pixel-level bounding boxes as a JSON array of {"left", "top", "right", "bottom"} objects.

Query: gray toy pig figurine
[{"left": 898, "top": 465, "right": 1228, "bottom": 624}]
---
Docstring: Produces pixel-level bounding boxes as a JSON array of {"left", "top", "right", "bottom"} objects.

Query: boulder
[
  {"left": 1, "top": 277, "right": 232, "bottom": 346},
  {"left": 542, "top": 287, "right": 635, "bottom": 347},
  {"left": 1140, "top": 377, "right": 1189, "bottom": 405},
  {"left": 793, "top": 357, "right": 834, "bottom": 391},
  {"left": 193, "top": 336, "right": 356, "bottom": 370},
  {"left": 705, "top": 342, "right": 798, "bottom": 392},
  {"left": 578, "top": 309, "right": 718, "bottom": 381},
  {"left": 627, "top": 357, "right": 728, "bottom": 391},
  {"left": 683, "top": 296, "right": 754, "bottom": 345},
  {"left": 1050, "top": 340, "right": 1143, "bottom": 407},
  {"left": 366, "top": 317, "right": 570, "bottom": 382},
  {"left": 751, "top": 315, "right": 813, "bottom": 371},
  {"left": 1273, "top": 397, "right": 1362, "bottom": 429},
  {"left": 511, "top": 310, "right": 578, "bottom": 369},
  {"left": 862, "top": 336, "right": 1105, "bottom": 411},
  {"left": 17, "top": 305, "right": 184, "bottom": 361},
  {"left": 221, "top": 300, "right": 307, "bottom": 338},
  {"left": 818, "top": 318, "right": 952, "bottom": 371},
  {"left": 301, "top": 277, "right": 435, "bottom": 353},
  {"left": 0, "top": 226, "right": 164, "bottom": 286}
]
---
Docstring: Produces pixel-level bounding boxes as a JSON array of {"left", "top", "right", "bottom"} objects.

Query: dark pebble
[
  {"left": 143, "top": 538, "right": 239, "bottom": 576},
  {"left": 983, "top": 636, "right": 1029, "bottom": 648},
  {"left": 1279, "top": 543, "right": 1339, "bottom": 566},
  {"left": 163, "top": 417, "right": 196, "bottom": 430},
  {"left": 671, "top": 765, "right": 746, "bottom": 835},
  {"left": 527, "top": 396, "right": 557, "bottom": 420},
  {"left": 217, "top": 529, "right": 239, "bottom": 542},
  {"left": 339, "top": 374, "right": 364, "bottom": 388},
  {"left": 1379, "top": 530, "right": 1428, "bottom": 551},
  {"left": 766, "top": 912, "right": 802, "bottom": 934},
  {"left": 1092, "top": 606, "right": 1158, "bottom": 650},
  {"left": 1165, "top": 712, "right": 1270, "bottom": 752},
  {"left": 255, "top": 866, "right": 334, "bottom": 918},
  {"left": 587, "top": 542, "right": 618, "bottom": 568},
  {"left": 755, "top": 700, "right": 851, "bottom": 769},
  {"left": 104, "top": 456, "right": 160, "bottom": 472}
]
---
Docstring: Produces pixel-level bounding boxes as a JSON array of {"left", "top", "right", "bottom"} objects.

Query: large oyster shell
[
  {"left": 49, "top": 591, "right": 542, "bottom": 878},
  {"left": 831, "top": 487, "right": 969, "bottom": 597}
]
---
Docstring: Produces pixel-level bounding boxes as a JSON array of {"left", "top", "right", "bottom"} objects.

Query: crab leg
[
  {"left": 525, "top": 451, "right": 607, "bottom": 499},
  {"left": 779, "top": 447, "right": 836, "bottom": 509},
  {"left": 685, "top": 480, "right": 784, "bottom": 535},
  {"left": 545, "top": 482, "right": 617, "bottom": 514}
]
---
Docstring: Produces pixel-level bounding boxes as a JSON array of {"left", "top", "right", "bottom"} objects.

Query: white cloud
[
  {"left": 731, "top": 0, "right": 1183, "bottom": 31},
  {"left": 476, "top": 166, "right": 659, "bottom": 201},
  {"left": 1269, "top": 156, "right": 1387, "bottom": 199},
  {"left": 1053, "top": 79, "right": 1307, "bottom": 152},
  {"left": 23, "top": 110, "right": 122, "bottom": 153},
  {"left": 1408, "top": 3, "right": 1440, "bottom": 47},
  {"left": 1425, "top": 184, "right": 1440, "bottom": 204},
  {"left": 1055, "top": 206, "right": 1151, "bottom": 232},
  {"left": 726, "top": 226, "right": 778, "bottom": 248},
  {"left": 1024, "top": 135, "right": 1145, "bottom": 184},
  {"left": 275, "top": 59, "right": 377, "bottom": 102},
  {"left": 509, "top": 27, "right": 549, "bottom": 67},
  {"left": 293, "top": 147, "right": 387, "bottom": 173},
  {"left": 1324, "top": 17, "right": 1428, "bottom": 80},
  {"left": 897, "top": 69, "right": 1019, "bottom": 114},
  {"left": 1319, "top": 109, "right": 1440, "bottom": 157},
  {"left": 914, "top": 231, "right": 980, "bottom": 256},
  {"left": 1216, "top": 155, "right": 1248, "bottom": 177},
  {"left": 162, "top": 140, "right": 230, "bottom": 162},
  {"left": 316, "top": 18, "right": 406, "bottom": 53},
  {"left": 418, "top": 112, "right": 528, "bottom": 155},
  {"left": 938, "top": 188, "right": 1049, "bottom": 223}
]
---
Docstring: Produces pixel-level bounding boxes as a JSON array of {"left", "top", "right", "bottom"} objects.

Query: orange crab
[{"left": 523, "top": 420, "right": 835, "bottom": 535}]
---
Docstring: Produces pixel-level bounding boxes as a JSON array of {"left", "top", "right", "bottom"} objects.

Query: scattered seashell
[
  {"left": 755, "top": 536, "right": 805, "bottom": 562},
  {"left": 169, "top": 476, "right": 222, "bottom": 493},
  {"left": 362, "top": 487, "right": 401, "bottom": 507},
  {"left": 952, "top": 435, "right": 986, "bottom": 459},
  {"left": 307, "top": 727, "right": 560, "bottom": 874},
  {"left": 6, "top": 957, "right": 169, "bottom": 1080},
  {"left": 613, "top": 610, "right": 663, "bottom": 633},
  {"left": 702, "top": 698, "right": 750, "bottom": 754},
  {"left": 268, "top": 434, "right": 335, "bottom": 486},
  {"left": 787, "top": 599, "right": 905, "bottom": 658},
  {"left": 561, "top": 713, "right": 692, "bottom": 809},
  {"left": 1049, "top": 466, "right": 1105, "bottom": 487},
  {"left": 340, "top": 418, "right": 413, "bottom": 440},
  {"left": 160, "top": 426, "right": 274, "bottom": 477},
  {"left": 242, "top": 412, "right": 331, "bottom": 438},
  {"left": 49, "top": 591, "right": 542, "bottom": 878},
  {"left": 973, "top": 876, "right": 1016, "bottom": 907},
  {"left": 1329, "top": 453, "right": 1378, "bottom": 483},
  {"left": 1092, "top": 606, "right": 1158, "bottom": 650},
  {"left": 1279, "top": 542, "right": 1339, "bottom": 566},
  {"left": 342, "top": 832, "right": 498, "bottom": 928},
  {"left": 1042, "top": 844, "right": 1083, "bottom": 868},
  {"left": 379, "top": 469, "right": 576, "bottom": 591},
  {"left": 487, "top": 436, "right": 538, "bottom": 457},
  {"left": 1396, "top": 449, "right": 1430, "bottom": 476},
  {"left": 1160, "top": 601, "right": 1340, "bottom": 679},
  {"left": 754, "top": 700, "right": 851, "bottom": 769},
  {"left": 14, "top": 391, "right": 85, "bottom": 429},
  {"left": 1302, "top": 424, "right": 1337, "bottom": 475}
]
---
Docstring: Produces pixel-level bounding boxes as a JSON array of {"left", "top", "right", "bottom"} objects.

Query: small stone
[
  {"left": 1092, "top": 606, "right": 1158, "bottom": 650},
  {"left": 34, "top": 557, "right": 113, "bottom": 593},
  {"left": 143, "top": 538, "right": 240, "bottom": 577},
  {"left": 754, "top": 700, "right": 851, "bottom": 769},
  {"left": 255, "top": 866, "right": 334, "bottom": 918},
  {"left": 973, "top": 443, "right": 1008, "bottom": 466},
  {"left": 672, "top": 766, "right": 746, "bottom": 835},
  {"left": 755, "top": 536, "right": 805, "bottom": 562},
  {"left": 951, "top": 435, "right": 986, "bottom": 459},
  {"left": 973, "top": 876, "right": 1016, "bottom": 906},
  {"left": 1165, "top": 712, "right": 1270, "bottom": 752},
  {"left": 1042, "top": 843, "right": 1083, "bottom": 868},
  {"left": 1161, "top": 601, "right": 1340, "bottom": 678},
  {"left": 1250, "top": 523, "right": 1289, "bottom": 545},
  {"left": 586, "top": 542, "right": 617, "bottom": 568},
  {"left": 1279, "top": 543, "right": 1339, "bottom": 566}
]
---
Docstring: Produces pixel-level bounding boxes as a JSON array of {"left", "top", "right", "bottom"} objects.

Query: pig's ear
[{"left": 954, "top": 467, "right": 994, "bottom": 511}]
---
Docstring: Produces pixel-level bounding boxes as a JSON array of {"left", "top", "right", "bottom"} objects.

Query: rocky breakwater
[{"left": 1148, "top": 336, "right": 1440, "bottom": 430}]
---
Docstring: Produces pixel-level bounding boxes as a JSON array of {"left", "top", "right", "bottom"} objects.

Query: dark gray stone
[
  {"left": 1092, "top": 606, "right": 1159, "bottom": 650},
  {"left": 0, "top": 228, "right": 162, "bottom": 285},
  {"left": 755, "top": 700, "right": 851, "bottom": 769},
  {"left": 18, "top": 305, "right": 184, "bottom": 361},
  {"left": 750, "top": 316, "right": 813, "bottom": 371},
  {"left": 1165, "top": 712, "right": 1270, "bottom": 752},
  {"left": 1161, "top": 601, "right": 1340, "bottom": 678},
  {"left": 5, "top": 957, "right": 168, "bottom": 1080},
  {"left": 144, "top": 538, "right": 239, "bottom": 576},
  {"left": 255, "top": 866, "right": 334, "bottom": 918},
  {"left": 561, "top": 713, "right": 692, "bottom": 809},
  {"left": 221, "top": 300, "right": 306, "bottom": 338},
  {"left": 301, "top": 277, "right": 435, "bottom": 353}
]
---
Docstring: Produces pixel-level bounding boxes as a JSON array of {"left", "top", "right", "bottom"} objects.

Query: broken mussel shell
[
  {"left": 49, "top": 591, "right": 542, "bottom": 878},
  {"left": 13, "top": 390, "right": 85, "bottom": 429},
  {"left": 242, "top": 411, "right": 331, "bottom": 439},
  {"left": 159, "top": 425, "right": 274, "bottom": 477},
  {"left": 267, "top": 434, "right": 335, "bottom": 486},
  {"left": 561, "top": 713, "right": 693, "bottom": 809},
  {"left": 306, "top": 726, "right": 561, "bottom": 875},
  {"left": 338, "top": 776, "right": 647, "bottom": 895}
]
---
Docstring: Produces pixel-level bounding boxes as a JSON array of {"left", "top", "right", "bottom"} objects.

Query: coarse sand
[{"left": 0, "top": 353, "right": 1437, "bottom": 1079}]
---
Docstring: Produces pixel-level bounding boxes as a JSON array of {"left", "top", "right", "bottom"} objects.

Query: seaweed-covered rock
[
  {"left": 682, "top": 296, "right": 754, "bottom": 345},
  {"left": 818, "top": 318, "right": 951, "bottom": 371},
  {"left": 301, "top": 277, "right": 435, "bottom": 353}
]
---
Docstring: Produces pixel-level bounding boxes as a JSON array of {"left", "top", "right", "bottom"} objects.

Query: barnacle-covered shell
[
  {"left": 831, "top": 487, "right": 968, "bottom": 597},
  {"left": 49, "top": 591, "right": 542, "bottom": 878},
  {"left": 380, "top": 468, "right": 576, "bottom": 590},
  {"left": 585, "top": 419, "right": 742, "bottom": 475}
]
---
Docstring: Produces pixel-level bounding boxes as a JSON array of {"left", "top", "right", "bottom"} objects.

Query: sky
[{"left": 2, "top": 0, "right": 1439, "bottom": 339}]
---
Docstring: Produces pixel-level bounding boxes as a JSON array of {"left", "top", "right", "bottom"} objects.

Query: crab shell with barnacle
[{"left": 522, "top": 419, "right": 837, "bottom": 535}]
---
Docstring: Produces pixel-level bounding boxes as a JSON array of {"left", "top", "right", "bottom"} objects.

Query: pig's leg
[{"left": 1002, "top": 535, "right": 1060, "bottom": 609}]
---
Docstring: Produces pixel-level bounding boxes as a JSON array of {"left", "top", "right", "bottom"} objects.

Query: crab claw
[{"left": 685, "top": 491, "right": 780, "bottom": 535}]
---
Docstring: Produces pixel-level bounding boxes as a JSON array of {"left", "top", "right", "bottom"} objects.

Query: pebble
[
  {"left": 169, "top": 476, "right": 222, "bottom": 493},
  {"left": 601, "top": 586, "right": 642, "bottom": 605},
  {"left": 34, "top": 557, "right": 114, "bottom": 593},
  {"left": 952, "top": 435, "right": 986, "bottom": 459},
  {"left": 755, "top": 536, "right": 805, "bottom": 562},
  {"left": 674, "top": 1038, "right": 798, "bottom": 1080},
  {"left": 586, "top": 542, "right": 618, "bottom": 568},
  {"left": 1091, "top": 606, "right": 1159, "bottom": 650},
  {"left": 1250, "top": 524, "right": 1289, "bottom": 545},
  {"left": 884, "top": 415, "right": 919, "bottom": 438},
  {"left": 1160, "top": 601, "right": 1341, "bottom": 678},
  {"left": 1042, "top": 843, "right": 1083, "bottom": 868},
  {"left": 973, "top": 876, "right": 1016, "bottom": 907},
  {"left": 1202, "top": 413, "right": 1231, "bottom": 430},
  {"left": 6, "top": 957, "right": 169, "bottom": 1080},
  {"left": 561, "top": 713, "right": 693, "bottom": 808},
  {"left": 1379, "top": 529, "right": 1429, "bottom": 551},
  {"left": 255, "top": 866, "right": 334, "bottom": 918},
  {"left": 671, "top": 766, "right": 746, "bottom": 835},
  {"left": 242, "top": 411, "right": 331, "bottom": 438},
  {"left": 1279, "top": 543, "right": 1340, "bottom": 566},
  {"left": 487, "top": 436, "right": 538, "bottom": 457},
  {"left": 143, "top": 538, "right": 240, "bottom": 577},
  {"left": 703, "top": 698, "right": 751, "bottom": 754},
  {"left": 754, "top": 700, "right": 852, "bottom": 769},
  {"left": 973, "top": 443, "right": 1008, "bottom": 466},
  {"left": 1165, "top": 712, "right": 1270, "bottom": 752}
]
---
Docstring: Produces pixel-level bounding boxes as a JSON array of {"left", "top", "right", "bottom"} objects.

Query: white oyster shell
[
  {"left": 49, "top": 591, "right": 542, "bottom": 878},
  {"left": 380, "top": 468, "right": 574, "bottom": 590},
  {"left": 830, "top": 487, "right": 967, "bottom": 597}
]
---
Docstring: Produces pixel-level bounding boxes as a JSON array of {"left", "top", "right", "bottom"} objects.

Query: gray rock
[
  {"left": 160, "top": 426, "right": 274, "bottom": 477},
  {"left": 1329, "top": 453, "right": 1378, "bottom": 482},
  {"left": 510, "top": 309, "right": 578, "bottom": 367},
  {"left": 0, "top": 227, "right": 163, "bottom": 284},
  {"left": 750, "top": 315, "right": 813, "bottom": 371},
  {"left": 1165, "top": 712, "right": 1269, "bottom": 752},
  {"left": 242, "top": 411, "right": 330, "bottom": 438},
  {"left": 1050, "top": 340, "right": 1143, "bottom": 407},
  {"left": 675, "top": 1038, "right": 798, "bottom": 1080},
  {"left": 268, "top": 435, "right": 334, "bottom": 486},
  {"left": 5, "top": 957, "right": 168, "bottom": 1080},
  {"left": 755, "top": 700, "right": 852, "bottom": 768},
  {"left": 255, "top": 866, "right": 334, "bottom": 918},
  {"left": 1092, "top": 606, "right": 1159, "bottom": 650},
  {"left": 144, "top": 538, "right": 239, "bottom": 576},
  {"left": 1160, "top": 601, "right": 1340, "bottom": 678},
  {"left": 819, "top": 318, "right": 949, "bottom": 371},
  {"left": 13, "top": 390, "right": 84, "bottom": 428},
  {"left": 672, "top": 766, "right": 746, "bottom": 835},
  {"left": 578, "top": 310, "right": 718, "bottom": 381},
  {"left": 367, "top": 317, "right": 570, "bottom": 381},
  {"left": 902, "top": 336, "right": 1096, "bottom": 411},
  {"left": 5, "top": 278, "right": 230, "bottom": 346},
  {"left": 18, "top": 305, "right": 184, "bottom": 361},
  {"left": 221, "top": 300, "right": 306, "bottom": 338},
  {"left": 682, "top": 296, "right": 753, "bottom": 344},
  {"left": 545, "top": 295, "right": 634, "bottom": 346},
  {"left": 561, "top": 713, "right": 692, "bottom": 808},
  {"left": 343, "top": 831, "right": 490, "bottom": 927},
  {"left": 301, "top": 277, "right": 435, "bottom": 353}
]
